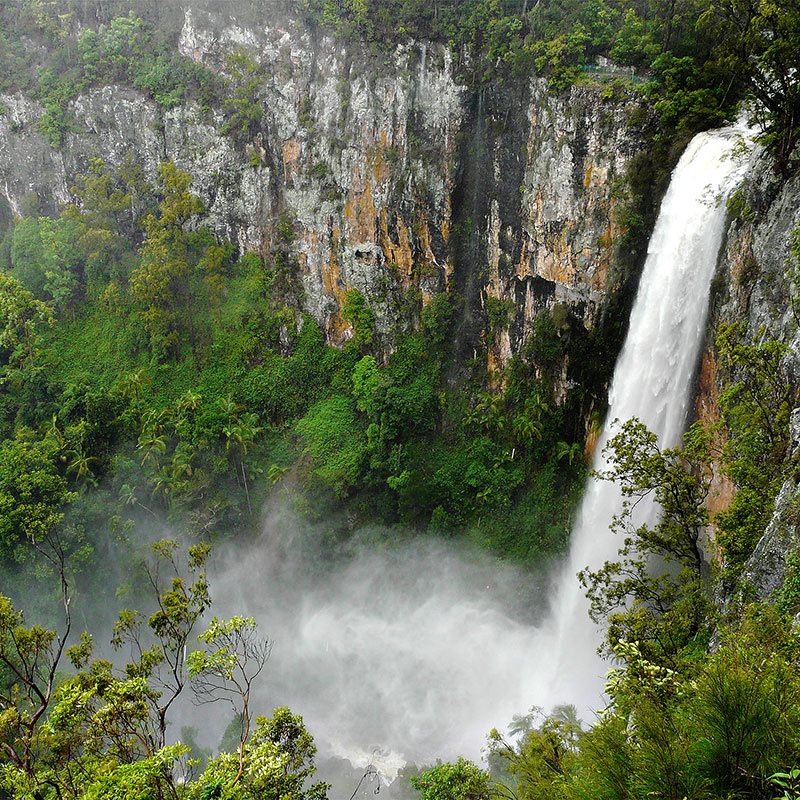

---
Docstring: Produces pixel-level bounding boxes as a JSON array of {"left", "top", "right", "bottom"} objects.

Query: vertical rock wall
[
  {"left": 696, "top": 153, "right": 800, "bottom": 601},
  {"left": 0, "top": 5, "right": 649, "bottom": 362}
]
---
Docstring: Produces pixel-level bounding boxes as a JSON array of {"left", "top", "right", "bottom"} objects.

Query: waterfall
[
  {"left": 204, "top": 123, "right": 756, "bottom": 775},
  {"left": 536, "top": 121, "right": 756, "bottom": 715}
]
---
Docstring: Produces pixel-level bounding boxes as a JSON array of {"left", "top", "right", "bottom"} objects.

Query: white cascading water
[
  {"left": 205, "top": 122, "right": 756, "bottom": 776},
  {"left": 535, "top": 120, "right": 756, "bottom": 715}
]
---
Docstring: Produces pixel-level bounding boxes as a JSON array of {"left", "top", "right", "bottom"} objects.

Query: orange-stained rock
[
  {"left": 282, "top": 140, "right": 300, "bottom": 184},
  {"left": 695, "top": 347, "right": 735, "bottom": 563}
]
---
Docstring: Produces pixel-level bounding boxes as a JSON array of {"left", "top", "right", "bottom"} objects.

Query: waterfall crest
[{"left": 536, "top": 122, "right": 756, "bottom": 715}]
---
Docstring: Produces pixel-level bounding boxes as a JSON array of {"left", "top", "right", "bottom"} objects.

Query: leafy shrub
[
  {"left": 296, "top": 396, "right": 367, "bottom": 496},
  {"left": 342, "top": 288, "right": 377, "bottom": 348}
]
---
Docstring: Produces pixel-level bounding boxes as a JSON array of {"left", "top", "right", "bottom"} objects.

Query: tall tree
[
  {"left": 129, "top": 162, "right": 205, "bottom": 358},
  {"left": 702, "top": 0, "right": 800, "bottom": 171},
  {"left": 580, "top": 418, "right": 713, "bottom": 665}
]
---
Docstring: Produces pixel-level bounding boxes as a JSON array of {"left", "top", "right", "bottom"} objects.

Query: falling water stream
[
  {"left": 536, "top": 120, "right": 756, "bottom": 714},
  {"left": 207, "top": 122, "right": 755, "bottom": 777}
]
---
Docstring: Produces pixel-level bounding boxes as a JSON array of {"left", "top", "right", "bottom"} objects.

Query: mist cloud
[{"left": 205, "top": 497, "right": 602, "bottom": 773}]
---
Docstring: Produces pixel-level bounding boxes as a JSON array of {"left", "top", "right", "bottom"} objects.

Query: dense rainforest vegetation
[
  {"left": 1, "top": 0, "right": 800, "bottom": 797},
  {"left": 0, "top": 0, "right": 798, "bottom": 162},
  {"left": 303, "top": 0, "right": 800, "bottom": 169}
]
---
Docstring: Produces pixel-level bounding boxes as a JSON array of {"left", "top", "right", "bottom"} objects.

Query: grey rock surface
[
  {"left": 0, "top": 6, "right": 648, "bottom": 356},
  {"left": 700, "top": 152, "right": 800, "bottom": 604}
]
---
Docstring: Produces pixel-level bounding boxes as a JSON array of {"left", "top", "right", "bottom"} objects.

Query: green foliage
[
  {"left": 0, "top": 536, "right": 330, "bottom": 800},
  {"left": 771, "top": 769, "right": 800, "bottom": 800},
  {"left": 299, "top": 95, "right": 315, "bottom": 128},
  {"left": 189, "top": 708, "right": 328, "bottom": 800},
  {"left": 0, "top": 430, "right": 76, "bottom": 562},
  {"left": 488, "top": 706, "right": 581, "bottom": 800},
  {"left": 715, "top": 324, "right": 792, "bottom": 580},
  {"left": 297, "top": 396, "right": 367, "bottom": 496},
  {"left": 0, "top": 3, "right": 217, "bottom": 149},
  {"left": 342, "top": 288, "right": 377, "bottom": 349},
  {"left": 352, "top": 355, "right": 380, "bottom": 415},
  {"left": 60, "top": 154, "right": 150, "bottom": 285},
  {"left": 0, "top": 148, "right": 580, "bottom": 577},
  {"left": 220, "top": 48, "right": 264, "bottom": 144},
  {"left": 9, "top": 216, "right": 83, "bottom": 307},
  {"left": 130, "top": 161, "right": 216, "bottom": 358},
  {"left": 0, "top": 587, "right": 71, "bottom": 788},
  {"left": 0, "top": 270, "right": 53, "bottom": 369},
  {"left": 484, "top": 295, "right": 515, "bottom": 335},
  {"left": 411, "top": 758, "right": 491, "bottom": 800},
  {"left": 189, "top": 616, "right": 271, "bottom": 783},
  {"left": 109, "top": 539, "right": 210, "bottom": 756},
  {"left": 524, "top": 312, "right": 563, "bottom": 376},
  {"left": 466, "top": 464, "right": 583, "bottom": 560},
  {"left": 80, "top": 742, "right": 191, "bottom": 800},
  {"left": 727, "top": 189, "right": 757, "bottom": 223},
  {"left": 581, "top": 418, "right": 712, "bottom": 663},
  {"left": 572, "top": 613, "right": 800, "bottom": 800},
  {"left": 777, "top": 551, "right": 800, "bottom": 614},
  {"left": 700, "top": 0, "right": 800, "bottom": 171},
  {"left": 531, "top": 23, "right": 589, "bottom": 91},
  {"left": 609, "top": 9, "right": 658, "bottom": 67},
  {"left": 420, "top": 292, "right": 456, "bottom": 348}
]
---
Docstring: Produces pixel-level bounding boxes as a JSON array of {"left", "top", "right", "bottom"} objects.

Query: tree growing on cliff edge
[
  {"left": 129, "top": 161, "right": 228, "bottom": 361},
  {"left": 701, "top": 0, "right": 800, "bottom": 173},
  {"left": 713, "top": 323, "right": 793, "bottom": 583},
  {"left": 580, "top": 418, "right": 713, "bottom": 666}
]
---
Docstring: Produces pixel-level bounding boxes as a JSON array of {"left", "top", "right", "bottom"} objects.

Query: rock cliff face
[
  {"left": 697, "top": 153, "right": 800, "bottom": 602},
  {"left": 4, "top": 0, "right": 799, "bottom": 617},
  {"left": 0, "top": 5, "right": 647, "bottom": 364},
  {"left": 483, "top": 82, "right": 644, "bottom": 368}
]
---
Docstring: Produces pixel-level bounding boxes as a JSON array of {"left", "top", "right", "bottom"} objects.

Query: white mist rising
[
  {"left": 202, "top": 122, "right": 755, "bottom": 774},
  {"left": 207, "top": 503, "right": 555, "bottom": 773}
]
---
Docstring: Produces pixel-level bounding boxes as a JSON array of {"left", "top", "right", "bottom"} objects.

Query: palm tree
[
  {"left": 222, "top": 411, "right": 262, "bottom": 515},
  {"left": 137, "top": 429, "right": 168, "bottom": 470},
  {"left": 513, "top": 394, "right": 549, "bottom": 445},
  {"left": 66, "top": 445, "right": 99, "bottom": 488},
  {"left": 468, "top": 392, "right": 506, "bottom": 433},
  {"left": 177, "top": 390, "right": 203, "bottom": 416},
  {"left": 117, "top": 368, "right": 150, "bottom": 400},
  {"left": 555, "top": 440, "right": 582, "bottom": 466},
  {"left": 267, "top": 464, "right": 290, "bottom": 485},
  {"left": 217, "top": 395, "right": 243, "bottom": 425},
  {"left": 513, "top": 410, "right": 544, "bottom": 444},
  {"left": 140, "top": 407, "right": 171, "bottom": 437},
  {"left": 43, "top": 415, "right": 66, "bottom": 451},
  {"left": 138, "top": 408, "right": 173, "bottom": 470},
  {"left": 120, "top": 483, "right": 157, "bottom": 518},
  {"left": 151, "top": 464, "right": 176, "bottom": 505}
]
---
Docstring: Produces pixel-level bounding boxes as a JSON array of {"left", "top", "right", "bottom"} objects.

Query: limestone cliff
[{"left": 0, "top": 5, "right": 648, "bottom": 372}]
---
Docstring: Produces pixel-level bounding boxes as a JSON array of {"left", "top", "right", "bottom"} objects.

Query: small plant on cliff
[
  {"left": 221, "top": 48, "right": 264, "bottom": 145},
  {"left": 342, "top": 288, "right": 377, "bottom": 349},
  {"left": 726, "top": 189, "right": 756, "bottom": 223},
  {"left": 485, "top": 295, "right": 515, "bottom": 336},
  {"left": 777, "top": 551, "right": 800, "bottom": 615}
]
